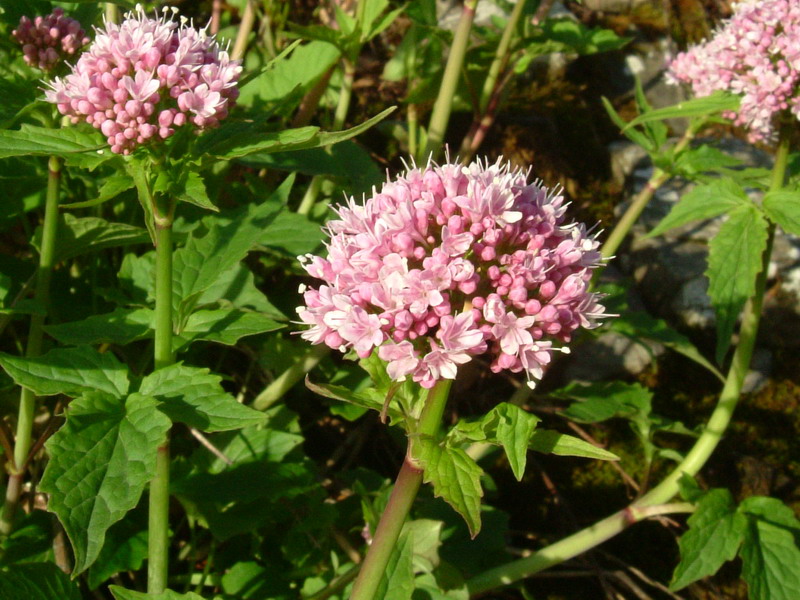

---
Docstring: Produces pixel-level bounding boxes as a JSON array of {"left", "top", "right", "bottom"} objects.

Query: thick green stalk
[
  {"left": 350, "top": 379, "right": 452, "bottom": 600},
  {"left": 466, "top": 129, "right": 791, "bottom": 596},
  {"left": 0, "top": 156, "right": 61, "bottom": 537},
  {"left": 601, "top": 124, "right": 699, "bottom": 260},
  {"left": 297, "top": 59, "right": 355, "bottom": 216},
  {"left": 148, "top": 205, "right": 176, "bottom": 593},
  {"left": 419, "top": 0, "right": 479, "bottom": 163}
]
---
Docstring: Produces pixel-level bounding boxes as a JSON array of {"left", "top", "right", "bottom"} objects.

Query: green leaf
[
  {"left": 528, "top": 429, "right": 620, "bottom": 461},
  {"left": 31, "top": 213, "right": 149, "bottom": 262},
  {"left": 88, "top": 504, "right": 148, "bottom": 589},
  {"left": 375, "top": 527, "right": 415, "bottom": 600},
  {"left": 174, "top": 308, "right": 285, "bottom": 351},
  {"left": 601, "top": 96, "right": 653, "bottom": 150},
  {"left": 647, "top": 179, "right": 749, "bottom": 238},
  {"left": 171, "top": 177, "right": 291, "bottom": 322},
  {"left": 110, "top": 587, "right": 206, "bottom": 600},
  {"left": 0, "top": 563, "right": 82, "bottom": 600},
  {"left": 706, "top": 203, "right": 769, "bottom": 363},
  {"left": 44, "top": 308, "right": 153, "bottom": 346},
  {"left": 174, "top": 170, "right": 217, "bottom": 212},
  {"left": 139, "top": 363, "right": 267, "bottom": 432},
  {"left": 0, "top": 346, "right": 130, "bottom": 398},
  {"left": 0, "top": 124, "right": 105, "bottom": 159},
  {"left": 672, "top": 145, "right": 743, "bottom": 179},
  {"left": 305, "top": 378, "right": 405, "bottom": 425},
  {"left": 198, "top": 107, "right": 396, "bottom": 160},
  {"left": 623, "top": 91, "right": 740, "bottom": 130},
  {"left": 448, "top": 403, "right": 539, "bottom": 481},
  {"left": 256, "top": 210, "right": 324, "bottom": 256},
  {"left": 125, "top": 156, "right": 157, "bottom": 244},
  {"left": 739, "top": 496, "right": 800, "bottom": 600},
  {"left": 417, "top": 440, "right": 483, "bottom": 538},
  {"left": 62, "top": 171, "right": 135, "bottom": 209},
  {"left": 763, "top": 189, "right": 800, "bottom": 235},
  {"left": 556, "top": 381, "right": 653, "bottom": 423},
  {"left": 670, "top": 489, "right": 746, "bottom": 590},
  {"left": 39, "top": 392, "right": 171, "bottom": 573}
]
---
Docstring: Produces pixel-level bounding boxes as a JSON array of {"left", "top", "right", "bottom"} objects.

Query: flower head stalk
[
  {"left": 43, "top": 4, "right": 241, "bottom": 155},
  {"left": 298, "top": 157, "right": 607, "bottom": 389},
  {"left": 667, "top": 0, "right": 800, "bottom": 143},
  {"left": 12, "top": 8, "right": 89, "bottom": 72}
]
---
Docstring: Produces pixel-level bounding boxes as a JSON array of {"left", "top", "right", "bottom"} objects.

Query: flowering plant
[
  {"left": 299, "top": 158, "right": 606, "bottom": 390},
  {"left": 12, "top": 7, "right": 89, "bottom": 72},
  {"left": 45, "top": 5, "right": 241, "bottom": 154},
  {"left": 667, "top": 0, "right": 800, "bottom": 142}
]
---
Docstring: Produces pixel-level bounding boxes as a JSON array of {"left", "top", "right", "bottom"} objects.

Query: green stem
[
  {"left": 350, "top": 379, "right": 452, "bottom": 600},
  {"left": 477, "top": 0, "right": 526, "bottom": 115},
  {"left": 465, "top": 128, "right": 791, "bottom": 596},
  {"left": 105, "top": 3, "right": 119, "bottom": 24},
  {"left": 148, "top": 203, "right": 176, "bottom": 593},
  {"left": 297, "top": 59, "right": 355, "bottom": 216},
  {"left": 231, "top": 0, "right": 257, "bottom": 61},
  {"left": 253, "top": 344, "right": 329, "bottom": 411},
  {"left": 600, "top": 124, "right": 699, "bottom": 261},
  {"left": 419, "top": 0, "right": 479, "bottom": 163},
  {"left": 408, "top": 103, "right": 419, "bottom": 158},
  {"left": 0, "top": 156, "right": 61, "bottom": 538}
]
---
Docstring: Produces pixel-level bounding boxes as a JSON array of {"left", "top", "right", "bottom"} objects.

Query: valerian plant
[{"left": 0, "top": 1, "right": 798, "bottom": 599}]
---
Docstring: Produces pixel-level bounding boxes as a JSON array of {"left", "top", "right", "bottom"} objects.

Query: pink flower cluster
[
  {"left": 12, "top": 8, "right": 89, "bottom": 72},
  {"left": 667, "top": 0, "right": 800, "bottom": 143},
  {"left": 44, "top": 6, "right": 241, "bottom": 155},
  {"left": 297, "top": 158, "right": 606, "bottom": 389}
]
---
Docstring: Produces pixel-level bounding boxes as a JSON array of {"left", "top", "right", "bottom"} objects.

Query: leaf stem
[
  {"left": 148, "top": 199, "right": 176, "bottom": 593},
  {"left": 600, "top": 123, "right": 699, "bottom": 261},
  {"left": 419, "top": 0, "right": 479, "bottom": 163},
  {"left": 478, "top": 0, "right": 526, "bottom": 115},
  {"left": 349, "top": 379, "right": 452, "bottom": 600},
  {"left": 466, "top": 126, "right": 791, "bottom": 597},
  {"left": 0, "top": 156, "right": 61, "bottom": 538},
  {"left": 253, "top": 344, "right": 329, "bottom": 410}
]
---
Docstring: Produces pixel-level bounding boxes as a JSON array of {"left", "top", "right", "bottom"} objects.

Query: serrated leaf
[
  {"left": 417, "top": 440, "right": 483, "bottom": 537},
  {"left": 763, "top": 189, "right": 800, "bottom": 235},
  {"left": 45, "top": 308, "right": 153, "bottom": 346},
  {"left": 174, "top": 170, "right": 217, "bottom": 211},
  {"left": 672, "top": 145, "right": 743, "bottom": 178},
  {"left": 171, "top": 177, "right": 292, "bottom": 322},
  {"left": 0, "top": 124, "right": 105, "bottom": 159},
  {"left": 528, "top": 429, "right": 620, "bottom": 461},
  {"left": 375, "top": 527, "right": 415, "bottom": 600},
  {"left": 62, "top": 171, "right": 135, "bottom": 209},
  {"left": 32, "top": 213, "right": 149, "bottom": 262},
  {"left": 623, "top": 91, "right": 740, "bottom": 130},
  {"left": 670, "top": 489, "right": 746, "bottom": 590},
  {"left": 449, "top": 403, "right": 539, "bottom": 481},
  {"left": 0, "top": 562, "right": 82, "bottom": 600},
  {"left": 139, "top": 363, "right": 266, "bottom": 432},
  {"left": 706, "top": 203, "right": 769, "bottom": 363},
  {"left": 174, "top": 308, "right": 285, "bottom": 351},
  {"left": 556, "top": 381, "right": 652, "bottom": 423},
  {"left": 110, "top": 587, "right": 205, "bottom": 600},
  {"left": 647, "top": 179, "right": 749, "bottom": 238},
  {"left": 0, "top": 346, "right": 130, "bottom": 398},
  {"left": 739, "top": 497, "right": 800, "bottom": 600},
  {"left": 40, "top": 392, "right": 171, "bottom": 573},
  {"left": 88, "top": 504, "right": 148, "bottom": 589}
]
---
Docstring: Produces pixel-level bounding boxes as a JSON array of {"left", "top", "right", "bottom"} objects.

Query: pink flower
[
  {"left": 12, "top": 8, "right": 89, "bottom": 72},
  {"left": 667, "top": 0, "right": 800, "bottom": 143},
  {"left": 297, "top": 157, "right": 607, "bottom": 388},
  {"left": 43, "top": 5, "right": 241, "bottom": 154}
]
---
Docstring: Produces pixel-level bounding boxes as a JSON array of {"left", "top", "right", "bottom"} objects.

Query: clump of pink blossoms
[
  {"left": 297, "top": 158, "right": 607, "bottom": 389},
  {"left": 44, "top": 5, "right": 241, "bottom": 155},
  {"left": 667, "top": 0, "right": 800, "bottom": 143},
  {"left": 12, "top": 8, "right": 89, "bottom": 72}
]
